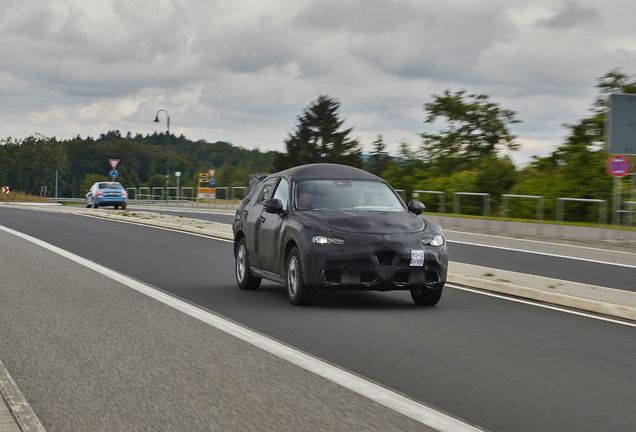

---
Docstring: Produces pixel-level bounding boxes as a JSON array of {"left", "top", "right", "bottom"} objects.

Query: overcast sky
[{"left": 1, "top": 0, "right": 634, "bottom": 164}]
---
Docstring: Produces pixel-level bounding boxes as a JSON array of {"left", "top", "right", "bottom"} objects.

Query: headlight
[
  {"left": 422, "top": 234, "right": 444, "bottom": 247},
  {"left": 312, "top": 235, "right": 344, "bottom": 245}
]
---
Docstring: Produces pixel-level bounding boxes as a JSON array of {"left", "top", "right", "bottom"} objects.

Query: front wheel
[
  {"left": 410, "top": 286, "right": 443, "bottom": 306},
  {"left": 235, "top": 238, "right": 261, "bottom": 290},
  {"left": 286, "top": 247, "right": 315, "bottom": 306}
]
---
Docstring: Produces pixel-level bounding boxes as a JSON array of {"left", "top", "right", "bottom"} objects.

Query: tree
[
  {"left": 421, "top": 90, "right": 521, "bottom": 169},
  {"left": 367, "top": 135, "right": 390, "bottom": 176},
  {"left": 275, "top": 95, "right": 361, "bottom": 170}
]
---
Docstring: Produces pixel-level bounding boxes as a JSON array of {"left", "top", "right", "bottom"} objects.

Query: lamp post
[
  {"left": 153, "top": 109, "right": 170, "bottom": 134},
  {"left": 153, "top": 109, "right": 171, "bottom": 203}
]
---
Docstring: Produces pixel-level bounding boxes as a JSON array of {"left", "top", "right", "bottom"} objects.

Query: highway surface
[
  {"left": 1, "top": 206, "right": 635, "bottom": 431},
  {"left": 127, "top": 205, "right": 636, "bottom": 290}
]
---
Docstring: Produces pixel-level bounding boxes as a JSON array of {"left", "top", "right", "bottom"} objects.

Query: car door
[
  {"left": 259, "top": 177, "right": 289, "bottom": 274},
  {"left": 245, "top": 179, "right": 275, "bottom": 269}
]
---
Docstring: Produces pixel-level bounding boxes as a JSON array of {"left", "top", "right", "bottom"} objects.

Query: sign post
[
  {"left": 108, "top": 159, "right": 120, "bottom": 181},
  {"left": 606, "top": 94, "right": 636, "bottom": 233},
  {"left": 175, "top": 171, "right": 181, "bottom": 204},
  {"left": 606, "top": 155, "right": 632, "bottom": 228},
  {"left": 197, "top": 170, "right": 216, "bottom": 204}
]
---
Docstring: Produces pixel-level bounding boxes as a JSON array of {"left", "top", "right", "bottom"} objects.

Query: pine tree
[
  {"left": 368, "top": 134, "right": 389, "bottom": 175},
  {"left": 275, "top": 95, "right": 361, "bottom": 170}
]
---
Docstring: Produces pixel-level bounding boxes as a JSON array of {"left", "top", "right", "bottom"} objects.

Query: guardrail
[
  {"left": 412, "top": 190, "right": 445, "bottom": 225},
  {"left": 556, "top": 198, "right": 607, "bottom": 240},
  {"left": 501, "top": 194, "right": 544, "bottom": 235},
  {"left": 40, "top": 182, "right": 635, "bottom": 243},
  {"left": 453, "top": 192, "right": 490, "bottom": 229}
]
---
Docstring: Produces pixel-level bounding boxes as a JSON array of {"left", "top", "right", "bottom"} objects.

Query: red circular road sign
[{"left": 606, "top": 155, "right": 631, "bottom": 178}]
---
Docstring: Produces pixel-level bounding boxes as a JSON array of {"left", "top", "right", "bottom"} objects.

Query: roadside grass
[
  {"left": 425, "top": 211, "right": 636, "bottom": 232},
  {"left": 0, "top": 192, "right": 49, "bottom": 203}
]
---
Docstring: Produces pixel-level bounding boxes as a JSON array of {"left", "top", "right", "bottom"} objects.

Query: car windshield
[
  {"left": 294, "top": 180, "right": 404, "bottom": 212},
  {"left": 98, "top": 182, "right": 123, "bottom": 189}
]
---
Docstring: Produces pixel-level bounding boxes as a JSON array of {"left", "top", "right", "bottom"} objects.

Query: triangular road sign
[{"left": 108, "top": 159, "right": 120, "bottom": 169}]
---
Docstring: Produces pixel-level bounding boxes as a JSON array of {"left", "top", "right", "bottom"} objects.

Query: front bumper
[{"left": 301, "top": 233, "right": 447, "bottom": 291}]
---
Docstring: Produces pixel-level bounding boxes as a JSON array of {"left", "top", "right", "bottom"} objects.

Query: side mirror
[
  {"left": 264, "top": 198, "right": 284, "bottom": 214},
  {"left": 407, "top": 200, "right": 425, "bottom": 215}
]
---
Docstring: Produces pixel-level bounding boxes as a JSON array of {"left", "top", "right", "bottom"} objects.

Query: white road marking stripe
[
  {"left": 447, "top": 284, "right": 636, "bottom": 328},
  {"left": 0, "top": 224, "right": 482, "bottom": 432},
  {"left": 445, "top": 229, "right": 635, "bottom": 256},
  {"left": 448, "top": 240, "right": 636, "bottom": 269}
]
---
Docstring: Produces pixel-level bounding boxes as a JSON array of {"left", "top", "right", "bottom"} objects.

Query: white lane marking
[
  {"left": 448, "top": 240, "right": 636, "bottom": 269},
  {"left": 445, "top": 229, "right": 635, "bottom": 256},
  {"left": 0, "top": 224, "right": 482, "bottom": 432},
  {"left": 447, "top": 284, "right": 636, "bottom": 328},
  {"left": 77, "top": 213, "right": 234, "bottom": 243}
]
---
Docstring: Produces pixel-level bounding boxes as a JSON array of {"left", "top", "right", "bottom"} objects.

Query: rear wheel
[
  {"left": 235, "top": 238, "right": 261, "bottom": 290},
  {"left": 286, "top": 247, "right": 314, "bottom": 306},
  {"left": 410, "top": 286, "right": 443, "bottom": 306}
]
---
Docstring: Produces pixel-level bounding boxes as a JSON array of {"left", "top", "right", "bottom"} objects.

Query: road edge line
[{"left": 0, "top": 224, "right": 484, "bottom": 432}]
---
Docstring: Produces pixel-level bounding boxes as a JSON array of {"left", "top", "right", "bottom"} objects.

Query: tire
[
  {"left": 410, "top": 286, "right": 443, "bottom": 306},
  {"left": 286, "top": 247, "right": 315, "bottom": 306},
  {"left": 235, "top": 238, "right": 261, "bottom": 290}
]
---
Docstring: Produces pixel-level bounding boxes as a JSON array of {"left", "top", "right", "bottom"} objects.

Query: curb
[
  {"left": 447, "top": 274, "right": 636, "bottom": 322},
  {"left": 0, "top": 359, "right": 45, "bottom": 432}
]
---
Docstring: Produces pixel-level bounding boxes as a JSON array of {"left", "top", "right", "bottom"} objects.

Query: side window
[
  {"left": 259, "top": 180, "right": 275, "bottom": 203},
  {"left": 272, "top": 178, "right": 289, "bottom": 211}
]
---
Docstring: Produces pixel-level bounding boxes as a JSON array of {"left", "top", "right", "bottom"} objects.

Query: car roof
[{"left": 273, "top": 163, "right": 382, "bottom": 181}]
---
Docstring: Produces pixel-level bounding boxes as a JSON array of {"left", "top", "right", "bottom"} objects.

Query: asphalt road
[
  {"left": 1, "top": 207, "right": 636, "bottom": 431},
  {"left": 121, "top": 206, "right": 636, "bottom": 291},
  {"left": 0, "top": 227, "right": 433, "bottom": 432}
]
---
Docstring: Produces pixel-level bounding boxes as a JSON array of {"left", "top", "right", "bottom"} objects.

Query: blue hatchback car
[{"left": 85, "top": 182, "right": 128, "bottom": 209}]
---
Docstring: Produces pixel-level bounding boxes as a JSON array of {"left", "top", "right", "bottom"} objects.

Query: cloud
[
  {"left": 0, "top": 0, "right": 635, "bottom": 165},
  {"left": 537, "top": 1, "right": 598, "bottom": 30}
]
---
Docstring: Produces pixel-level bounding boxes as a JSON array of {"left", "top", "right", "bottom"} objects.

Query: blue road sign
[
  {"left": 209, "top": 178, "right": 216, "bottom": 186},
  {"left": 109, "top": 169, "right": 119, "bottom": 178}
]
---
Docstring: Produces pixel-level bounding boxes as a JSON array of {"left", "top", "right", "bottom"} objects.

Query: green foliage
[
  {"left": 80, "top": 174, "right": 108, "bottom": 194},
  {"left": 0, "top": 132, "right": 275, "bottom": 197},
  {"left": 275, "top": 95, "right": 361, "bottom": 170},
  {"left": 421, "top": 90, "right": 521, "bottom": 170},
  {"left": 365, "top": 135, "right": 390, "bottom": 176}
]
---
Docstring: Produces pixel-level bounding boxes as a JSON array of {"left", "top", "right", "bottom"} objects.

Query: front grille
[
  {"left": 376, "top": 251, "right": 394, "bottom": 266},
  {"left": 360, "top": 271, "right": 376, "bottom": 284},
  {"left": 394, "top": 270, "right": 409, "bottom": 284},
  {"left": 425, "top": 271, "right": 439, "bottom": 283},
  {"left": 324, "top": 270, "right": 341, "bottom": 284}
]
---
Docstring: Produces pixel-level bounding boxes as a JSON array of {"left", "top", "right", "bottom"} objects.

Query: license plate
[{"left": 410, "top": 250, "right": 424, "bottom": 267}]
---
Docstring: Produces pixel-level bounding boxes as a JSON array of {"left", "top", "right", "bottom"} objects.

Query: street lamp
[
  {"left": 153, "top": 109, "right": 170, "bottom": 134},
  {"left": 153, "top": 108, "right": 171, "bottom": 203}
]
